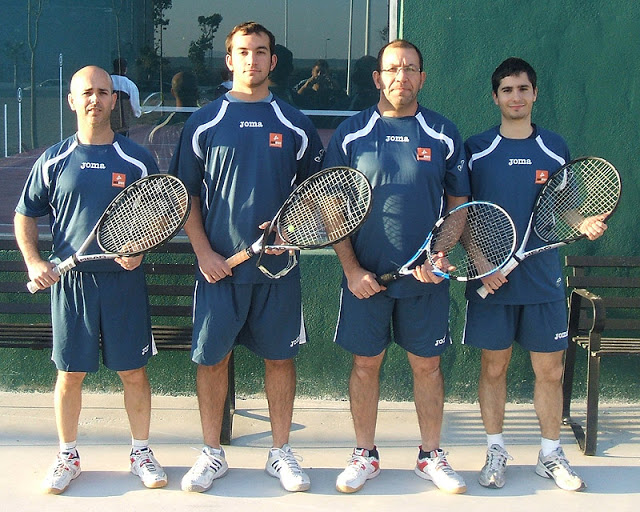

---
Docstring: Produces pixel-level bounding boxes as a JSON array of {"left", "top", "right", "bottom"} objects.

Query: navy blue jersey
[
  {"left": 464, "top": 125, "right": 570, "bottom": 304},
  {"left": 169, "top": 93, "right": 324, "bottom": 284},
  {"left": 16, "top": 133, "right": 157, "bottom": 272},
  {"left": 324, "top": 105, "right": 470, "bottom": 298}
]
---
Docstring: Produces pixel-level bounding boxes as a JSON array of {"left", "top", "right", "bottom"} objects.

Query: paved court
[{"left": 1, "top": 392, "right": 639, "bottom": 512}]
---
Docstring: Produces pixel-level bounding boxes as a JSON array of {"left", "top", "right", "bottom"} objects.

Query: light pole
[{"left": 324, "top": 38, "right": 330, "bottom": 59}]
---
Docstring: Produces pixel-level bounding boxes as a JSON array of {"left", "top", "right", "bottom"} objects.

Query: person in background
[{"left": 110, "top": 57, "right": 142, "bottom": 136}]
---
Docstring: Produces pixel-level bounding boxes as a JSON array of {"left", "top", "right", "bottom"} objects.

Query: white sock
[
  {"left": 132, "top": 438, "right": 149, "bottom": 451},
  {"left": 487, "top": 433, "right": 505, "bottom": 449},
  {"left": 60, "top": 440, "right": 77, "bottom": 454},
  {"left": 541, "top": 438, "right": 560, "bottom": 456}
]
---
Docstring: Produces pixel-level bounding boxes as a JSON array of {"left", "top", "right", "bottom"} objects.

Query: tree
[
  {"left": 153, "top": 0, "right": 172, "bottom": 95},
  {"left": 27, "top": 0, "right": 47, "bottom": 149},
  {"left": 188, "top": 14, "right": 222, "bottom": 85},
  {"left": 4, "top": 41, "right": 26, "bottom": 89}
]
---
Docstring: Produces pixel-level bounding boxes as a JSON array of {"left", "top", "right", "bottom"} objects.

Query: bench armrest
[{"left": 568, "top": 288, "right": 606, "bottom": 337}]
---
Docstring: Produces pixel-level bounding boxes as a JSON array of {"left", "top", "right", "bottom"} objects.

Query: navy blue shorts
[
  {"left": 191, "top": 280, "right": 305, "bottom": 365},
  {"left": 334, "top": 286, "right": 451, "bottom": 358},
  {"left": 462, "top": 300, "right": 568, "bottom": 352},
  {"left": 51, "top": 269, "right": 154, "bottom": 372}
]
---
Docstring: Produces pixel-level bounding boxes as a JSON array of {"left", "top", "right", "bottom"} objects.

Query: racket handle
[
  {"left": 376, "top": 271, "right": 400, "bottom": 286},
  {"left": 476, "top": 257, "right": 519, "bottom": 298},
  {"left": 26, "top": 264, "right": 62, "bottom": 294},
  {"left": 226, "top": 249, "right": 252, "bottom": 270}
]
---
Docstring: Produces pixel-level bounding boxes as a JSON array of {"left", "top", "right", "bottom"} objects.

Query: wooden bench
[
  {"left": 562, "top": 255, "right": 640, "bottom": 455},
  {"left": 0, "top": 235, "right": 235, "bottom": 444}
]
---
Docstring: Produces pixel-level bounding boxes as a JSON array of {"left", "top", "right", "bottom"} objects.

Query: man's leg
[
  {"left": 479, "top": 347, "right": 512, "bottom": 435},
  {"left": 118, "top": 367, "right": 151, "bottom": 440},
  {"left": 335, "top": 352, "right": 384, "bottom": 493},
  {"left": 196, "top": 353, "right": 232, "bottom": 449},
  {"left": 530, "top": 350, "right": 564, "bottom": 440},
  {"left": 263, "top": 357, "right": 310, "bottom": 492},
  {"left": 530, "top": 350, "right": 585, "bottom": 491},
  {"left": 43, "top": 371, "right": 85, "bottom": 494},
  {"left": 54, "top": 370, "right": 86, "bottom": 443},
  {"left": 410, "top": 353, "right": 466, "bottom": 494},
  {"left": 407, "top": 353, "right": 443, "bottom": 451},
  {"left": 181, "top": 355, "right": 232, "bottom": 493},
  {"left": 119, "top": 366, "right": 167, "bottom": 489},
  {"left": 264, "top": 358, "right": 296, "bottom": 447},
  {"left": 350, "top": 352, "right": 385, "bottom": 449}
]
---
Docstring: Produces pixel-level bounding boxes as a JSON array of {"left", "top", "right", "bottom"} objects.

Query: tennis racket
[
  {"left": 141, "top": 92, "right": 163, "bottom": 114},
  {"left": 376, "top": 201, "right": 517, "bottom": 285},
  {"left": 225, "top": 166, "right": 372, "bottom": 279},
  {"left": 27, "top": 174, "right": 191, "bottom": 293},
  {"left": 477, "top": 156, "right": 621, "bottom": 298}
]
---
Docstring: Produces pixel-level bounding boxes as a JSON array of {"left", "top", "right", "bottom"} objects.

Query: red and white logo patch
[
  {"left": 112, "top": 173, "right": 126, "bottom": 188},
  {"left": 270, "top": 133, "right": 283, "bottom": 148},
  {"left": 535, "top": 170, "right": 549, "bottom": 184},
  {"left": 417, "top": 147, "right": 431, "bottom": 161}
]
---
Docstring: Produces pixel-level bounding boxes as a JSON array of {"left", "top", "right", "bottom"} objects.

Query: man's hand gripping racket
[
  {"left": 225, "top": 166, "right": 373, "bottom": 278},
  {"left": 376, "top": 201, "right": 517, "bottom": 285},
  {"left": 27, "top": 174, "right": 191, "bottom": 293},
  {"left": 477, "top": 156, "right": 621, "bottom": 298}
]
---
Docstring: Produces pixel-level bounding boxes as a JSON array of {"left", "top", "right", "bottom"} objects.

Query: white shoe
[
  {"left": 415, "top": 448, "right": 466, "bottom": 494},
  {"left": 130, "top": 447, "right": 168, "bottom": 489},
  {"left": 478, "top": 444, "right": 513, "bottom": 489},
  {"left": 43, "top": 451, "right": 81, "bottom": 495},
  {"left": 535, "top": 447, "right": 586, "bottom": 491},
  {"left": 265, "top": 444, "right": 310, "bottom": 492},
  {"left": 181, "top": 447, "right": 229, "bottom": 492},
  {"left": 335, "top": 448, "right": 380, "bottom": 493}
]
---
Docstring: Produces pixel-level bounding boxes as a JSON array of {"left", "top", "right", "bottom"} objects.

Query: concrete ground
[{"left": 1, "top": 392, "right": 639, "bottom": 511}]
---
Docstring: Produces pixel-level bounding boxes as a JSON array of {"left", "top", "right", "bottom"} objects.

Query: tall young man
[
  {"left": 464, "top": 57, "right": 607, "bottom": 492},
  {"left": 323, "top": 39, "right": 470, "bottom": 494},
  {"left": 169, "top": 22, "right": 324, "bottom": 494},
  {"left": 15, "top": 66, "right": 167, "bottom": 494}
]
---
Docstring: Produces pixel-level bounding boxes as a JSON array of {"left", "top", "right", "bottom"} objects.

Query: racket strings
[
  {"left": 534, "top": 159, "right": 620, "bottom": 242},
  {"left": 98, "top": 177, "right": 189, "bottom": 254},
  {"left": 429, "top": 203, "right": 516, "bottom": 279},
  {"left": 278, "top": 168, "right": 371, "bottom": 248}
]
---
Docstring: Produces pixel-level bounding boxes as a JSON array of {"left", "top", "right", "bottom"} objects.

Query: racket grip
[
  {"left": 376, "top": 272, "right": 399, "bottom": 286},
  {"left": 26, "top": 265, "right": 62, "bottom": 294},
  {"left": 476, "top": 258, "right": 519, "bottom": 298},
  {"left": 226, "top": 249, "right": 252, "bottom": 270}
]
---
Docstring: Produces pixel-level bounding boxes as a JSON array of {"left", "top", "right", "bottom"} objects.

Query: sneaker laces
[
  {"left": 275, "top": 448, "right": 305, "bottom": 476},
  {"left": 547, "top": 448, "right": 578, "bottom": 476},
  {"left": 194, "top": 449, "right": 225, "bottom": 473},
  {"left": 52, "top": 452, "right": 78, "bottom": 478},
  {"left": 429, "top": 451, "right": 457, "bottom": 476},
  {"left": 487, "top": 446, "right": 513, "bottom": 471},
  {"left": 132, "top": 448, "right": 159, "bottom": 473}
]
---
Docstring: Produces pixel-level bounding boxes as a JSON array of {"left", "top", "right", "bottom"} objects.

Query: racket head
[
  {"left": 532, "top": 157, "right": 621, "bottom": 244},
  {"left": 96, "top": 174, "right": 191, "bottom": 256},
  {"left": 426, "top": 201, "right": 517, "bottom": 281},
  {"left": 141, "top": 92, "right": 163, "bottom": 114},
  {"left": 274, "top": 166, "right": 373, "bottom": 249}
]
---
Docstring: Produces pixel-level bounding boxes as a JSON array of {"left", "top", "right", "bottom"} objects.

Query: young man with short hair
[
  {"left": 464, "top": 57, "right": 608, "bottom": 492},
  {"left": 170, "top": 21, "right": 324, "bottom": 494}
]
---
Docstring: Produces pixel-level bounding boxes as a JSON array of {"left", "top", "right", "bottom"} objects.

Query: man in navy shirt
[
  {"left": 464, "top": 57, "right": 607, "bottom": 492},
  {"left": 15, "top": 65, "right": 167, "bottom": 494},
  {"left": 323, "top": 39, "right": 470, "bottom": 494},
  {"left": 170, "top": 22, "right": 324, "bottom": 494}
]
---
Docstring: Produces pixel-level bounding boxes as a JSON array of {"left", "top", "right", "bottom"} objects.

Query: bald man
[{"left": 15, "top": 66, "right": 167, "bottom": 495}]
